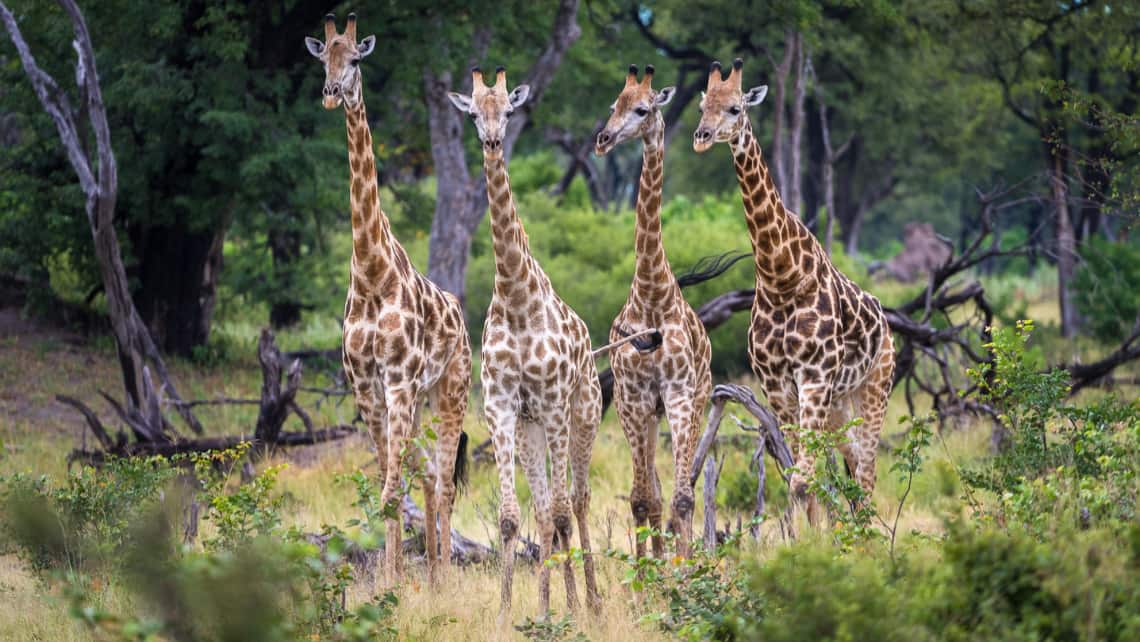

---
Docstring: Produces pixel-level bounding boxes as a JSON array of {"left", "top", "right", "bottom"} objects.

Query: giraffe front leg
[
  {"left": 793, "top": 380, "right": 834, "bottom": 528},
  {"left": 570, "top": 373, "right": 602, "bottom": 614},
  {"left": 663, "top": 383, "right": 698, "bottom": 558},
  {"left": 614, "top": 377, "right": 660, "bottom": 559},
  {"left": 544, "top": 411, "right": 578, "bottom": 614},
  {"left": 485, "top": 400, "right": 520, "bottom": 622},
  {"left": 518, "top": 419, "right": 554, "bottom": 618},
  {"left": 429, "top": 347, "right": 471, "bottom": 583},
  {"left": 380, "top": 385, "right": 416, "bottom": 586}
]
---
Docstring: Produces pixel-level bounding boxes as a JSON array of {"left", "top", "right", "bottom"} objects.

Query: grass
[{"left": 3, "top": 271, "right": 1136, "bottom": 641}]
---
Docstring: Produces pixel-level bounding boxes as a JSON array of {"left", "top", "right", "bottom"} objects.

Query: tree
[
  {"left": 0, "top": 0, "right": 200, "bottom": 436},
  {"left": 931, "top": 0, "right": 1140, "bottom": 336},
  {"left": 421, "top": 0, "right": 583, "bottom": 307}
]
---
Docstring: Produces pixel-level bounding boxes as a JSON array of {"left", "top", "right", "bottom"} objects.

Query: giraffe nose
[
  {"left": 484, "top": 138, "right": 502, "bottom": 151},
  {"left": 694, "top": 128, "right": 712, "bottom": 144},
  {"left": 596, "top": 131, "right": 613, "bottom": 149}
]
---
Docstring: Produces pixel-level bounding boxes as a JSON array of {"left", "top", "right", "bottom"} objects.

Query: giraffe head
[
  {"left": 692, "top": 58, "right": 768, "bottom": 153},
  {"left": 594, "top": 65, "right": 676, "bottom": 156},
  {"left": 304, "top": 13, "right": 376, "bottom": 110},
  {"left": 447, "top": 67, "right": 530, "bottom": 161}
]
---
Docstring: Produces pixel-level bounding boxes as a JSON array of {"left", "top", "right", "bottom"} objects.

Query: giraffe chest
[
  {"left": 481, "top": 295, "right": 587, "bottom": 405},
  {"left": 340, "top": 282, "right": 460, "bottom": 392},
  {"left": 747, "top": 277, "right": 884, "bottom": 393}
]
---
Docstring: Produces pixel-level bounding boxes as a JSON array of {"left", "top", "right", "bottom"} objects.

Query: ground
[{"left": 0, "top": 275, "right": 1129, "bottom": 641}]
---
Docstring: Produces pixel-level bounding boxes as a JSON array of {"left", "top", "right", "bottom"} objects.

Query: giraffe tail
[
  {"left": 675, "top": 251, "right": 750, "bottom": 288},
  {"left": 452, "top": 431, "right": 469, "bottom": 492}
]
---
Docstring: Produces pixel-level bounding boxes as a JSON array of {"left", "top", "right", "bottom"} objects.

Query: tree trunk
[
  {"left": 268, "top": 225, "right": 303, "bottom": 328},
  {"left": 424, "top": 0, "right": 581, "bottom": 308},
  {"left": 130, "top": 222, "right": 224, "bottom": 355},
  {"left": 768, "top": 31, "right": 795, "bottom": 196},
  {"left": 786, "top": 34, "right": 807, "bottom": 215},
  {"left": 1050, "top": 150, "right": 1079, "bottom": 337}
]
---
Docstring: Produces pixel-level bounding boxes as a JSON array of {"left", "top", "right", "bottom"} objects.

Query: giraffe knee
[{"left": 672, "top": 493, "right": 694, "bottom": 520}]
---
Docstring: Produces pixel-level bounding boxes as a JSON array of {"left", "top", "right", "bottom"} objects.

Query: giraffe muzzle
[
  {"left": 322, "top": 84, "right": 342, "bottom": 110},
  {"left": 693, "top": 128, "right": 714, "bottom": 152},
  {"left": 483, "top": 138, "right": 503, "bottom": 158},
  {"left": 595, "top": 130, "right": 615, "bottom": 155}
]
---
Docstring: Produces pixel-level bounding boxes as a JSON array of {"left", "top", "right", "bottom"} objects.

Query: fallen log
[{"left": 62, "top": 328, "right": 360, "bottom": 465}]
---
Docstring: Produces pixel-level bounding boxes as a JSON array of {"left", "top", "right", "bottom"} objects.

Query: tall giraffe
[
  {"left": 594, "top": 64, "right": 707, "bottom": 558},
  {"left": 448, "top": 67, "right": 602, "bottom": 617},
  {"left": 305, "top": 14, "right": 472, "bottom": 583},
  {"left": 693, "top": 58, "right": 894, "bottom": 523}
]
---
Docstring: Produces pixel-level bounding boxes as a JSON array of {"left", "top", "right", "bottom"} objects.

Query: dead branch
[{"left": 62, "top": 328, "right": 357, "bottom": 464}]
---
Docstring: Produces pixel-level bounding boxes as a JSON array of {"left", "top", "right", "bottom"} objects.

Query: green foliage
[
  {"left": 0, "top": 445, "right": 398, "bottom": 641},
  {"left": 1074, "top": 239, "right": 1140, "bottom": 343},
  {"left": 515, "top": 614, "right": 589, "bottom": 642},
  {"left": 962, "top": 320, "right": 1140, "bottom": 536},
  {"left": 1, "top": 455, "right": 176, "bottom": 570},
  {"left": 605, "top": 524, "right": 765, "bottom": 641},
  {"left": 800, "top": 419, "right": 883, "bottom": 550}
]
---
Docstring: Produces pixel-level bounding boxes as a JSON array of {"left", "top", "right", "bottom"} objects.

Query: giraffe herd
[{"left": 308, "top": 14, "right": 894, "bottom": 619}]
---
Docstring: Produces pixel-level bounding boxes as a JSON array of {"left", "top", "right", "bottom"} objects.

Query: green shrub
[
  {"left": 962, "top": 320, "right": 1140, "bottom": 534},
  {"left": 1075, "top": 238, "right": 1140, "bottom": 343},
  {"left": 0, "top": 446, "right": 397, "bottom": 641}
]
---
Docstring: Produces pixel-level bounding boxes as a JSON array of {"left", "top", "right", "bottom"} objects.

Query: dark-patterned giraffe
[
  {"left": 693, "top": 58, "right": 895, "bottom": 524},
  {"left": 594, "top": 64, "right": 707, "bottom": 558},
  {"left": 448, "top": 67, "right": 602, "bottom": 618},
  {"left": 305, "top": 14, "right": 471, "bottom": 584}
]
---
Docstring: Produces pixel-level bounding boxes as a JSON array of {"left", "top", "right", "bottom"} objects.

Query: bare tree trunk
[
  {"left": 817, "top": 98, "right": 851, "bottom": 257},
  {"left": 1051, "top": 152, "right": 1079, "bottom": 337},
  {"left": 424, "top": 0, "right": 581, "bottom": 307},
  {"left": 1, "top": 0, "right": 201, "bottom": 436},
  {"left": 786, "top": 33, "right": 807, "bottom": 215},
  {"left": 768, "top": 30, "right": 795, "bottom": 196}
]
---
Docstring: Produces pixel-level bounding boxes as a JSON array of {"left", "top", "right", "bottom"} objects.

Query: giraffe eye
[
  {"left": 349, "top": 58, "right": 360, "bottom": 67},
  {"left": 728, "top": 105, "right": 741, "bottom": 115},
  {"left": 634, "top": 107, "right": 649, "bottom": 117}
]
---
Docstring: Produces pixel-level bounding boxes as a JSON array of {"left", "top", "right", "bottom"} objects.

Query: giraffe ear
[
  {"left": 654, "top": 86, "right": 676, "bottom": 108},
  {"left": 447, "top": 92, "right": 473, "bottom": 113},
  {"left": 304, "top": 37, "right": 324, "bottom": 58},
  {"left": 508, "top": 84, "right": 531, "bottom": 110},
  {"left": 743, "top": 85, "right": 768, "bottom": 107},
  {"left": 357, "top": 35, "right": 376, "bottom": 57}
]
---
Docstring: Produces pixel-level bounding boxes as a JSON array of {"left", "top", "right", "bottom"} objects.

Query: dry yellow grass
[{"left": 5, "top": 273, "right": 1131, "bottom": 640}]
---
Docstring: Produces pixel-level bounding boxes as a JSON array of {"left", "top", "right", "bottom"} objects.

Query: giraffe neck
[
  {"left": 631, "top": 115, "right": 673, "bottom": 305},
  {"left": 730, "top": 119, "right": 819, "bottom": 296},
  {"left": 483, "top": 155, "right": 540, "bottom": 299},
  {"left": 343, "top": 101, "right": 411, "bottom": 288}
]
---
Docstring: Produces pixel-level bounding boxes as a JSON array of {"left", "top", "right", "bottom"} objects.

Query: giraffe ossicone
[
  {"left": 306, "top": 13, "right": 473, "bottom": 587},
  {"left": 694, "top": 56, "right": 895, "bottom": 528},
  {"left": 450, "top": 66, "right": 602, "bottom": 618}
]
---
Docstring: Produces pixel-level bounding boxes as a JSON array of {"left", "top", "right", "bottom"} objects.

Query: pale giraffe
[
  {"left": 448, "top": 67, "right": 602, "bottom": 618},
  {"left": 305, "top": 13, "right": 472, "bottom": 583},
  {"left": 693, "top": 58, "right": 895, "bottom": 524},
  {"left": 594, "top": 64, "right": 708, "bottom": 558}
]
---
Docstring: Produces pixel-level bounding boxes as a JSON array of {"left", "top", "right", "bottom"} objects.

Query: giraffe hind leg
[
  {"left": 428, "top": 346, "right": 471, "bottom": 583},
  {"left": 570, "top": 373, "right": 602, "bottom": 613}
]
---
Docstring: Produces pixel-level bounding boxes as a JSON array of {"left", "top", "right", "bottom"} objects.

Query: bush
[
  {"left": 1074, "top": 238, "right": 1140, "bottom": 343},
  {"left": 0, "top": 446, "right": 398, "bottom": 641}
]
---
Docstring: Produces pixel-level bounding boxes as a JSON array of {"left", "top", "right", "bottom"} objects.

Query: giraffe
[
  {"left": 305, "top": 14, "right": 472, "bottom": 583},
  {"left": 692, "top": 58, "right": 895, "bottom": 524},
  {"left": 594, "top": 64, "right": 708, "bottom": 558},
  {"left": 448, "top": 67, "right": 602, "bottom": 618}
]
